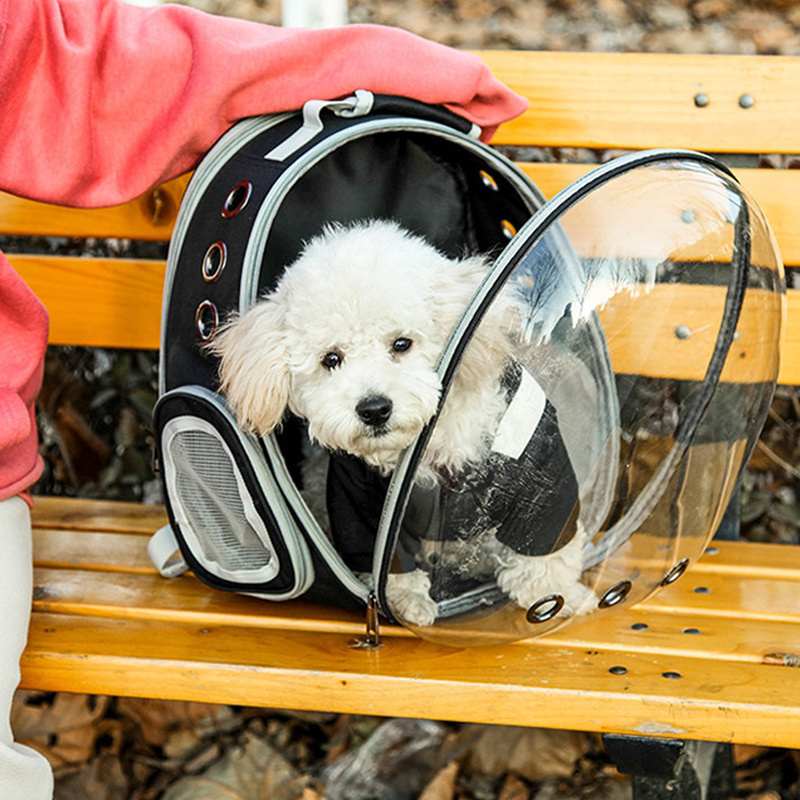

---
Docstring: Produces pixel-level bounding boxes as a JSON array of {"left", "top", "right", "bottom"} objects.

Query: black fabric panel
[
  {"left": 259, "top": 132, "right": 534, "bottom": 294},
  {"left": 326, "top": 453, "right": 391, "bottom": 574},
  {"left": 161, "top": 121, "right": 297, "bottom": 394}
]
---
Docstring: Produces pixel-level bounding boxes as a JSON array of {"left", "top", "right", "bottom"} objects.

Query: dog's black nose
[{"left": 356, "top": 395, "right": 393, "bottom": 427}]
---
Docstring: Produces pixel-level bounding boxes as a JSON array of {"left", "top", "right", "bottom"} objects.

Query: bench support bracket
[{"left": 602, "top": 735, "right": 735, "bottom": 800}]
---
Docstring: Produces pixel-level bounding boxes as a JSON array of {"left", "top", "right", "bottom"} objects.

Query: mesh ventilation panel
[{"left": 163, "top": 417, "right": 281, "bottom": 583}]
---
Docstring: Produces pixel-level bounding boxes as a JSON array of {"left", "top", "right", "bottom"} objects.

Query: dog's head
[{"left": 210, "top": 220, "right": 496, "bottom": 472}]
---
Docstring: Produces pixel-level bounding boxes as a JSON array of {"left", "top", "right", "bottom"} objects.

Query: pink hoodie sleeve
[
  {"left": 0, "top": 0, "right": 527, "bottom": 502},
  {"left": 0, "top": 0, "right": 527, "bottom": 208}
]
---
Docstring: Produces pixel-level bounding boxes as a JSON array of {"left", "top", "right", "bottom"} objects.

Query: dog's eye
[
  {"left": 392, "top": 337, "right": 413, "bottom": 354},
  {"left": 321, "top": 351, "right": 343, "bottom": 370}
]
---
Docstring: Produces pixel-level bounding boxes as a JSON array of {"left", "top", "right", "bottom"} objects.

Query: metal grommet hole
[
  {"left": 661, "top": 557, "right": 690, "bottom": 587},
  {"left": 599, "top": 580, "right": 632, "bottom": 609},
  {"left": 195, "top": 300, "right": 219, "bottom": 341},
  {"left": 222, "top": 180, "right": 252, "bottom": 218},
  {"left": 609, "top": 666, "right": 628, "bottom": 676},
  {"left": 662, "top": 671, "right": 682, "bottom": 679},
  {"left": 501, "top": 219, "right": 517, "bottom": 240},
  {"left": 631, "top": 623, "right": 649, "bottom": 632},
  {"left": 479, "top": 170, "right": 499, "bottom": 190},
  {"left": 526, "top": 594, "right": 565, "bottom": 624},
  {"left": 202, "top": 242, "right": 227, "bottom": 283}
]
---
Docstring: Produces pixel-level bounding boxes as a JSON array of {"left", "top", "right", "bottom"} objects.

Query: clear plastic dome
[{"left": 375, "top": 151, "right": 785, "bottom": 646}]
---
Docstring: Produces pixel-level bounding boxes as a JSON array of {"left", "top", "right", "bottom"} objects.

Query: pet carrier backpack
[{"left": 150, "top": 91, "right": 784, "bottom": 646}]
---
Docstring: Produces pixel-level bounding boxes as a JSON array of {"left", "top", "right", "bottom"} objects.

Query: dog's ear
[
  {"left": 433, "top": 255, "right": 513, "bottom": 388},
  {"left": 208, "top": 298, "right": 291, "bottom": 435}
]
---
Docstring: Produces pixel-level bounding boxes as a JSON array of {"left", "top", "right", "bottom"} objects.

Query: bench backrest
[{"left": 6, "top": 51, "right": 799, "bottom": 384}]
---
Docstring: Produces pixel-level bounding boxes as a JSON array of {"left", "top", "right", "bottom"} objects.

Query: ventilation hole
[
  {"left": 609, "top": 666, "right": 628, "bottom": 675},
  {"left": 631, "top": 623, "right": 649, "bottom": 631},
  {"left": 526, "top": 594, "right": 565, "bottom": 624},
  {"left": 202, "top": 242, "right": 227, "bottom": 283},
  {"left": 599, "top": 580, "right": 632, "bottom": 609},
  {"left": 662, "top": 671, "right": 682, "bottom": 679},
  {"left": 479, "top": 170, "right": 499, "bottom": 190},
  {"left": 195, "top": 300, "right": 219, "bottom": 341},
  {"left": 683, "top": 628, "right": 702, "bottom": 635},
  {"left": 661, "top": 558, "right": 690, "bottom": 587},
  {"left": 222, "top": 180, "right": 252, "bottom": 218},
  {"left": 694, "top": 586, "right": 711, "bottom": 595}
]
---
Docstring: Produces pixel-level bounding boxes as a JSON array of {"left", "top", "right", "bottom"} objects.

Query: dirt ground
[
  {"left": 19, "top": 1, "right": 800, "bottom": 798},
  {"left": 188, "top": 0, "right": 800, "bottom": 54}
]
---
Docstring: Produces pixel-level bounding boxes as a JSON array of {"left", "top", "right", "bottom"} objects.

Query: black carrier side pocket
[{"left": 154, "top": 385, "right": 314, "bottom": 599}]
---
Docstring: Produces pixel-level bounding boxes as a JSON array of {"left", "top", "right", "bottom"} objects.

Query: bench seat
[{"left": 23, "top": 496, "right": 800, "bottom": 749}]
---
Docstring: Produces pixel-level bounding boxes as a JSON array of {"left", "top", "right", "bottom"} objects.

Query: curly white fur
[
  {"left": 212, "top": 220, "right": 508, "bottom": 476},
  {"left": 211, "top": 220, "right": 590, "bottom": 627}
]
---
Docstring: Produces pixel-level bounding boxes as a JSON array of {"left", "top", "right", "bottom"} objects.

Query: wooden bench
[{"left": 11, "top": 50, "right": 800, "bottom": 794}]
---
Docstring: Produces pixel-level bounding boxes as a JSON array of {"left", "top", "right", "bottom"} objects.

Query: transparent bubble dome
[{"left": 375, "top": 151, "right": 785, "bottom": 646}]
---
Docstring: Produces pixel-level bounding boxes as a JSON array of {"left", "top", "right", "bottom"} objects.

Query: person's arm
[{"left": 0, "top": 0, "right": 527, "bottom": 208}]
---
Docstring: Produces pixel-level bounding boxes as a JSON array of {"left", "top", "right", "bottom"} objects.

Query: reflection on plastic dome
[{"left": 376, "top": 153, "right": 785, "bottom": 646}]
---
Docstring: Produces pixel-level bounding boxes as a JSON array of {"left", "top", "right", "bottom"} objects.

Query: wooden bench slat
[
  {"left": 649, "top": 572, "right": 800, "bottom": 622},
  {"left": 20, "top": 611, "right": 800, "bottom": 747},
  {"left": 14, "top": 253, "right": 797, "bottom": 384},
  {"left": 32, "top": 530, "right": 158, "bottom": 574},
  {"left": 4, "top": 167, "right": 800, "bottom": 267},
  {"left": 11, "top": 254, "right": 164, "bottom": 349},
  {"left": 551, "top": 607, "right": 800, "bottom": 664},
  {"left": 31, "top": 497, "right": 800, "bottom": 582},
  {"left": 32, "top": 567, "right": 370, "bottom": 633},
  {"left": 0, "top": 176, "right": 187, "bottom": 240},
  {"left": 522, "top": 164, "right": 800, "bottom": 270},
  {"left": 480, "top": 51, "right": 800, "bottom": 154},
  {"left": 30, "top": 552, "right": 800, "bottom": 631},
  {"left": 32, "top": 496, "right": 168, "bottom": 533},
  {"left": 691, "top": 540, "right": 800, "bottom": 580}
]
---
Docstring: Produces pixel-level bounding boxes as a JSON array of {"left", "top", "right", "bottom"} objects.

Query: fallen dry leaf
[
  {"left": 51, "top": 752, "right": 129, "bottom": 800},
  {"left": 418, "top": 761, "right": 460, "bottom": 800},
  {"left": 498, "top": 773, "right": 530, "bottom": 800},
  {"left": 161, "top": 730, "right": 312, "bottom": 800},
  {"left": 117, "top": 697, "right": 237, "bottom": 749},
  {"left": 12, "top": 692, "right": 111, "bottom": 768},
  {"left": 462, "top": 726, "right": 586, "bottom": 783}
]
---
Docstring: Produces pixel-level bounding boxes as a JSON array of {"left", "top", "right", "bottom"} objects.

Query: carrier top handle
[{"left": 264, "top": 90, "right": 480, "bottom": 162}]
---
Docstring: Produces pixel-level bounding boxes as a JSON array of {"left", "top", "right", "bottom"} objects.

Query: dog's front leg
[
  {"left": 384, "top": 569, "right": 438, "bottom": 627},
  {"left": 495, "top": 528, "right": 596, "bottom": 617}
]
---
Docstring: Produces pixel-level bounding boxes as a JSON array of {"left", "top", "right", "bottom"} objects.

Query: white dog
[{"left": 210, "top": 220, "right": 591, "bottom": 627}]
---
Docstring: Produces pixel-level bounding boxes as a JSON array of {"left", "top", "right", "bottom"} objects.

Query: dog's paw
[
  {"left": 385, "top": 569, "right": 438, "bottom": 627},
  {"left": 496, "top": 551, "right": 596, "bottom": 617}
]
